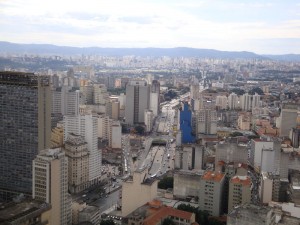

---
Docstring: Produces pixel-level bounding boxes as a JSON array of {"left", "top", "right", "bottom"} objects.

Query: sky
[{"left": 0, "top": 0, "right": 300, "bottom": 54}]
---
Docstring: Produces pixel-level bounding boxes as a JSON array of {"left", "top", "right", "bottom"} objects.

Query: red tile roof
[
  {"left": 144, "top": 206, "right": 194, "bottom": 225},
  {"left": 202, "top": 171, "right": 224, "bottom": 182}
]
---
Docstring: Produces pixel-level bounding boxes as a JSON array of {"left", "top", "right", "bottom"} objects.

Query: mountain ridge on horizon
[{"left": 0, "top": 41, "right": 299, "bottom": 61}]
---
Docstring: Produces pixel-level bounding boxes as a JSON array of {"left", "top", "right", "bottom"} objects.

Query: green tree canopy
[
  {"left": 135, "top": 125, "right": 145, "bottom": 135},
  {"left": 162, "top": 218, "right": 176, "bottom": 225},
  {"left": 158, "top": 177, "right": 174, "bottom": 189},
  {"left": 100, "top": 219, "right": 115, "bottom": 225}
]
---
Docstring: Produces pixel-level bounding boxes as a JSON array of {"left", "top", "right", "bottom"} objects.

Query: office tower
[
  {"left": 64, "top": 133, "right": 89, "bottom": 193},
  {"left": 0, "top": 72, "right": 51, "bottom": 200},
  {"left": 175, "top": 144, "right": 204, "bottom": 170},
  {"left": 32, "top": 148, "right": 72, "bottom": 225},
  {"left": 179, "top": 102, "right": 195, "bottom": 144},
  {"left": 199, "top": 171, "right": 225, "bottom": 216},
  {"left": 190, "top": 83, "right": 200, "bottom": 99},
  {"left": 228, "top": 92, "right": 239, "bottom": 110},
  {"left": 252, "top": 93, "right": 260, "bottom": 108},
  {"left": 52, "top": 86, "right": 80, "bottom": 116},
  {"left": 125, "top": 80, "right": 150, "bottom": 125},
  {"left": 290, "top": 128, "right": 300, "bottom": 148},
  {"left": 106, "top": 98, "right": 120, "bottom": 120},
  {"left": 195, "top": 109, "right": 217, "bottom": 136},
  {"left": 149, "top": 80, "right": 160, "bottom": 116},
  {"left": 110, "top": 121, "right": 122, "bottom": 149},
  {"left": 51, "top": 74, "right": 60, "bottom": 88},
  {"left": 97, "top": 114, "right": 111, "bottom": 140},
  {"left": 93, "top": 83, "right": 108, "bottom": 105},
  {"left": 80, "top": 84, "right": 93, "bottom": 104},
  {"left": 144, "top": 110, "right": 154, "bottom": 132},
  {"left": 279, "top": 103, "right": 298, "bottom": 137},
  {"left": 216, "top": 95, "right": 228, "bottom": 109},
  {"left": 51, "top": 122, "right": 64, "bottom": 148},
  {"left": 228, "top": 176, "right": 251, "bottom": 212},
  {"left": 64, "top": 114, "right": 101, "bottom": 185},
  {"left": 240, "top": 93, "right": 252, "bottom": 111}
]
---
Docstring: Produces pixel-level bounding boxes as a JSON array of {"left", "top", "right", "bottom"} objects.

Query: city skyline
[{"left": 1, "top": 0, "right": 300, "bottom": 54}]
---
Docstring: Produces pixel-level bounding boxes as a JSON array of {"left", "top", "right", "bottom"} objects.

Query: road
[{"left": 92, "top": 188, "right": 121, "bottom": 213}]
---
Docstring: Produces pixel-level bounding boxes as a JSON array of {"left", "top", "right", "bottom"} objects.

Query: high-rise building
[
  {"left": 52, "top": 86, "right": 80, "bottom": 116},
  {"left": 199, "top": 171, "right": 225, "bottom": 216},
  {"left": 240, "top": 93, "right": 252, "bottom": 111},
  {"left": 144, "top": 110, "right": 154, "bottom": 132},
  {"left": 279, "top": 103, "right": 298, "bottom": 137},
  {"left": 110, "top": 121, "right": 122, "bottom": 149},
  {"left": 251, "top": 93, "right": 260, "bottom": 108},
  {"left": 216, "top": 95, "right": 228, "bottom": 109},
  {"left": 64, "top": 133, "right": 89, "bottom": 193},
  {"left": 125, "top": 80, "right": 150, "bottom": 125},
  {"left": 195, "top": 109, "right": 217, "bottom": 136},
  {"left": 149, "top": 80, "right": 160, "bottom": 117},
  {"left": 64, "top": 114, "right": 101, "bottom": 185},
  {"left": 228, "top": 93, "right": 239, "bottom": 110},
  {"left": 32, "top": 148, "right": 72, "bottom": 225},
  {"left": 0, "top": 72, "right": 51, "bottom": 200},
  {"left": 179, "top": 102, "right": 195, "bottom": 144},
  {"left": 190, "top": 83, "right": 200, "bottom": 100},
  {"left": 228, "top": 176, "right": 251, "bottom": 212}
]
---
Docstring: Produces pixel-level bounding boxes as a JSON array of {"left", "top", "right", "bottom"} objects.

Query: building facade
[
  {"left": 32, "top": 148, "right": 72, "bottom": 225},
  {"left": 0, "top": 72, "right": 51, "bottom": 200},
  {"left": 64, "top": 133, "right": 89, "bottom": 193}
]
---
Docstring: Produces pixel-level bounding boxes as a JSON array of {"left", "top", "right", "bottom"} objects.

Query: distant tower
[
  {"left": 64, "top": 114, "right": 101, "bottom": 185},
  {"left": 240, "top": 93, "right": 252, "bottom": 111},
  {"left": 0, "top": 72, "right": 51, "bottom": 200},
  {"left": 179, "top": 102, "right": 195, "bottom": 144},
  {"left": 125, "top": 80, "right": 150, "bottom": 125},
  {"left": 150, "top": 80, "right": 160, "bottom": 116},
  {"left": 32, "top": 148, "right": 72, "bottom": 225},
  {"left": 228, "top": 93, "right": 239, "bottom": 110},
  {"left": 196, "top": 109, "right": 217, "bottom": 136},
  {"left": 252, "top": 93, "right": 260, "bottom": 108}
]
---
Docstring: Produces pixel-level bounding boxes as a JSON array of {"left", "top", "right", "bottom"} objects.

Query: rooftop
[
  {"left": 230, "top": 176, "right": 251, "bottom": 186},
  {"left": 202, "top": 171, "right": 224, "bottom": 182}
]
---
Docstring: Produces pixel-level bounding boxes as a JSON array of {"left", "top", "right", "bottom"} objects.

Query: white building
[
  {"left": 32, "top": 148, "right": 72, "bottom": 225},
  {"left": 216, "top": 95, "right": 228, "bottom": 109},
  {"left": 228, "top": 93, "right": 239, "bottom": 110},
  {"left": 64, "top": 114, "right": 101, "bottom": 184},
  {"left": 52, "top": 86, "right": 80, "bottom": 116},
  {"left": 195, "top": 109, "right": 217, "bottom": 136},
  {"left": 240, "top": 93, "right": 252, "bottom": 111},
  {"left": 252, "top": 93, "right": 260, "bottom": 108},
  {"left": 144, "top": 110, "right": 154, "bottom": 132},
  {"left": 110, "top": 121, "right": 122, "bottom": 149}
]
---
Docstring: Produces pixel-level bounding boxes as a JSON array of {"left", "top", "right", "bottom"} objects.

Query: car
[{"left": 105, "top": 195, "right": 108, "bottom": 198}]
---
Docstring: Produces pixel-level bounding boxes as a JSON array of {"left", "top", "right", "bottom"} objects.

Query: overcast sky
[{"left": 1, "top": 0, "right": 300, "bottom": 54}]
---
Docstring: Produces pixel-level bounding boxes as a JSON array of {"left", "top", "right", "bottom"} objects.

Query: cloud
[{"left": 0, "top": 0, "right": 300, "bottom": 53}]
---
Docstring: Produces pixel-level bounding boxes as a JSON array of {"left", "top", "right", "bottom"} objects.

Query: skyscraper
[
  {"left": 125, "top": 80, "right": 150, "bottom": 125},
  {"left": 240, "top": 93, "right": 252, "bottom": 111},
  {"left": 32, "top": 148, "right": 72, "bottom": 225},
  {"left": 0, "top": 72, "right": 51, "bottom": 200},
  {"left": 64, "top": 114, "right": 101, "bottom": 185},
  {"left": 228, "top": 92, "right": 239, "bottom": 110}
]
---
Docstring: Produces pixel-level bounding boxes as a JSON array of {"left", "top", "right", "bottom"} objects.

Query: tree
[
  {"left": 230, "top": 132, "right": 243, "bottom": 137},
  {"left": 248, "top": 87, "right": 264, "bottom": 95},
  {"left": 162, "top": 218, "right": 176, "bottom": 225},
  {"left": 100, "top": 219, "right": 115, "bottom": 225},
  {"left": 158, "top": 177, "right": 174, "bottom": 189},
  {"left": 230, "top": 88, "right": 245, "bottom": 96},
  {"left": 135, "top": 125, "right": 145, "bottom": 135}
]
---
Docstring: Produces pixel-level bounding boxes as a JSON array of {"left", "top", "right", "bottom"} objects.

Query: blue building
[{"left": 179, "top": 102, "right": 195, "bottom": 144}]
